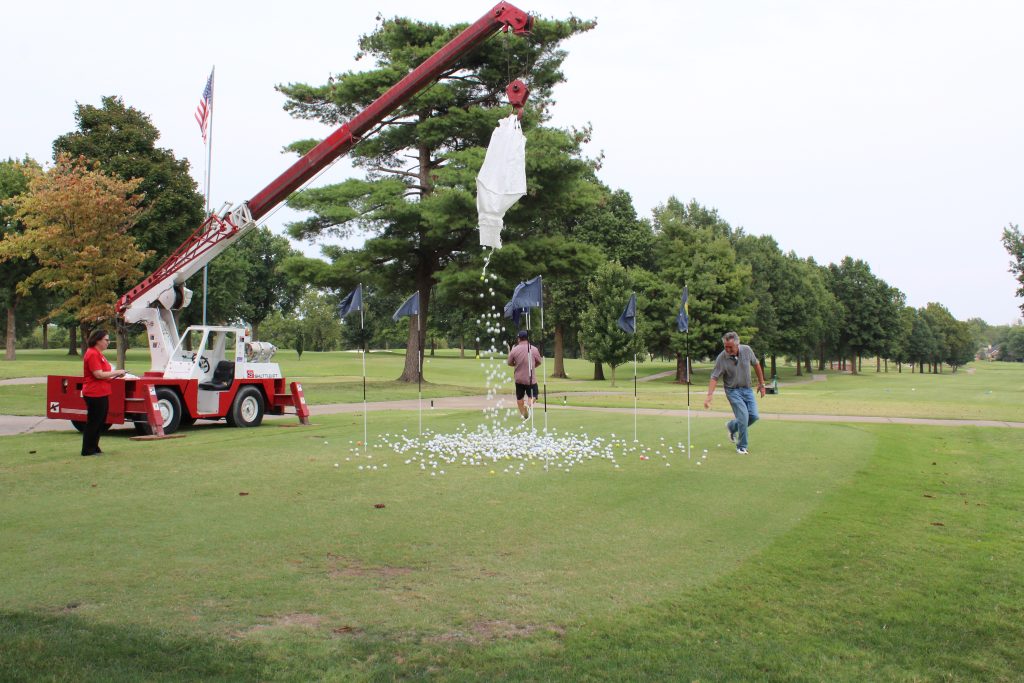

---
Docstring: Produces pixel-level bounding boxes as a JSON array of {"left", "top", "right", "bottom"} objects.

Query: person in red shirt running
[{"left": 81, "top": 329, "right": 126, "bottom": 456}]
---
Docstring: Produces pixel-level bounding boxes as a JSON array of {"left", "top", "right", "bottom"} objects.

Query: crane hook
[{"left": 506, "top": 79, "right": 529, "bottom": 119}]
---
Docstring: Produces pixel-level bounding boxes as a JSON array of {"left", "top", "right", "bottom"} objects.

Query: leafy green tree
[
  {"left": 919, "top": 303, "right": 953, "bottom": 372},
  {"left": 537, "top": 186, "right": 652, "bottom": 377},
  {"left": 296, "top": 289, "right": 344, "bottom": 352},
  {"left": 735, "top": 234, "right": 785, "bottom": 373},
  {"left": 825, "top": 257, "right": 894, "bottom": 374},
  {"left": 53, "top": 96, "right": 206, "bottom": 356},
  {"left": 918, "top": 302, "right": 974, "bottom": 372},
  {"left": 998, "top": 324, "right": 1024, "bottom": 361},
  {"left": 0, "top": 155, "right": 147, "bottom": 366},
  {"left": 0, "top": 157, "right": 43, "bottom": 360},
  {"left": 651, "top": 198, "right": 753, "bottom": 380},
  {"left": 874, "top": 285, "right": 907, "bottom": 372},
  {"left": 279, "top": 14, "right": 595, "bottom": 382},
  {"left": 943, "top": 319, "right": 977, "bottom": 371},
  {"left": 888, "top": 306, "right": 917, "bottom": 372},
  {"left": 571, "top": 187, "right": 654, "bottom": 270},
  {"left": 1002, "top": 223, "right": 1024, "bottom": 315},
  {"left": 965, "top": 317, "right": 997, "bottom": 354},
  {"left": 775, "top": 255, "right": 836, "bottom": 376},
  {"left": 578, "top": 262, "right": 646, "bottom": 386},
  {"left": 52, "top": 96, "right": 205, "bottom": 273}
]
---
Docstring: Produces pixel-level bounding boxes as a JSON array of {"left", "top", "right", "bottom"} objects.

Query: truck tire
[
  {"left": 132, "top": 387, "right": 183, "bottom": 435},
  {"left": 227, "top": 386, "right": 264, "bottom": 428}
]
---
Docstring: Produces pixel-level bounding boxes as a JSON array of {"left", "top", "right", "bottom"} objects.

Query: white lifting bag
[{"left": 476, "top": 114, "right": 526, "bottom": 248}]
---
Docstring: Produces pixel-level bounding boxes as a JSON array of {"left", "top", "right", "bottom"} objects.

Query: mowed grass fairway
[
  {"left": 2, "top": 396, "right": 1023, "bottom": 680},
  {"left": 3, "top": 348, "right": 1023, "bottom": 423}
]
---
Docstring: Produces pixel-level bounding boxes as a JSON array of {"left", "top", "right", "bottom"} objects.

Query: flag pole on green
[{"left": 617, "top": 292, "right": 638, "bottom": 442}]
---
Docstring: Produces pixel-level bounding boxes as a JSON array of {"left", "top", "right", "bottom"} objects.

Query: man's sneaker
[
  {"left": 727, "top": 422, "right": 736, "bottom": 443},
  {"left": 736, "top": 447, "right": 748, "bottom": 455}
]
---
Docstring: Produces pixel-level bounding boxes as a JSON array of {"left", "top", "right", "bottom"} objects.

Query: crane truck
[{"left": 45, "top": 2, "right": 533, "bottom": 435}]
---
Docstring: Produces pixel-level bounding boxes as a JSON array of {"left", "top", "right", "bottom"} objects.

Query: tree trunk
[
  {"left": 849, "top": 355, "right": 857, "bottom": 375},
  {"left": 675, "top": 352, "right": 687, "bottom": 383},
  {"left": 770, "top": 354, "right": 777, "bottom": 379},
  {"left": 795, "top": 354, "right": 803, "bottom": 376},
  {"left": 42, "top": 320, "right": 48, "bottom": 349},
  {"left": 4, "top": 306, "right": 15, "bottom": 361},
  {"left": 251, "top": 321, "right": 261, "bottom": 341},
  {"left": 430, "top": 337, "right": 435, "bottom": 357},
  {"left": 805, "top": 355, "right": 812, "bottom": 374},
  {"left": 551, "top": 323, "right": 568, "bottom": 378},
  {"left": 116, "top": 324, "right": 128, "bottom": 369},
  {"left": 876, "top": 356, "right": 881, "bottom": 372},
  {"left": 818, "top": 343, "right": 826, "bottom": 371},
  {"left": 68, "top": 324, "right": 79, "bottom": 356},
  {"left": 399, "top": 314, "right": 423, "bottom": 382},
  {"left": 610, "top": 364, "right": 616, "bottom": 387},
  {"left": 398, "top": 275, "right": 432, "bottom": 382},
  {"left": 459, "top": 335, "right": 465, "bottom": 359},
  {"left": 593, "top": 362, "right": 605, "bottom": 381}
]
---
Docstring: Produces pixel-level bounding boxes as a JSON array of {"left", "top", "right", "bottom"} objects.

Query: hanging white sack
[{"left": 476, "top": 114, "right": 526, "bottom": 249}]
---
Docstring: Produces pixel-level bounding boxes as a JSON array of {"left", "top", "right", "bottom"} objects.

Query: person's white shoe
[{"left": 735, "top": 447, "right": 748, "bottom": 455}]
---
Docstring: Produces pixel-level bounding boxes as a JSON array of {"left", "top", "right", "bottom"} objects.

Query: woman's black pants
[{"left": 82, "top": 395, "right": 109, "bottom": 455}]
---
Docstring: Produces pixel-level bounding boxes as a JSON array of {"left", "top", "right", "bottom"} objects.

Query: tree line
[{"left": 2, "top": 14, "right": 1018, "bottom": 378}]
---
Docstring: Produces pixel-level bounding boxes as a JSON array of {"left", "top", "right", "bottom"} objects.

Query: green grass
[
  {"left": 1, "top": 408, "right": 1022, "bottom": 680},
  {"left": 546, "top": 361, "right": 1024, "bottom": 423},
  {"left": 5, "top": 349, "right": 1022, "bottom": 424}
]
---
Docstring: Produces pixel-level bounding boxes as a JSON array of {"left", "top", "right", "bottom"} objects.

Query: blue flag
[
  {"left": 337, "top": 284, "right": 363, "bottom": 321},
  {"left": 617, "top": 292, "right": 637, "bottom": 334},
  {"left": 503, "top": 300, "right": 528, "bottom": 325},
  {"left": 392, "top": 291, "right": 420, "bottom": 322},
  {"left": 677, "top": 286, "right": 689, "bottom": 333},
  {"left": 509, "top": 275, "right": 543, "bottom": 310}
]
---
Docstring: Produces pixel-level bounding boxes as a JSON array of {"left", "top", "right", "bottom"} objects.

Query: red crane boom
[{"left": 118, "top": 2, "right": 531, "bottom": 316}]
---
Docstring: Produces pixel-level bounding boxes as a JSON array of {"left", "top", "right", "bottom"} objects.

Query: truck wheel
[
  {"left": 227, "top": 386, "right": 264, "bottom": 428},
  {"left": 71, "top": 421, "right": 111, "bottom": 433},
  {"left": 132, "top": 388, "right": 183, "bottom": 435}
]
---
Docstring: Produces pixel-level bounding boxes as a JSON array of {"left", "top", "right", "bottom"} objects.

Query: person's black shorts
[{"left": 515, "top": 383, "right": 539, "bottom": 400}]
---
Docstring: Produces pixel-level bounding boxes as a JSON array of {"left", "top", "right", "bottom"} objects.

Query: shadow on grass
[{"left": 0, "top": 611, "right": 269, "bottom": 682}]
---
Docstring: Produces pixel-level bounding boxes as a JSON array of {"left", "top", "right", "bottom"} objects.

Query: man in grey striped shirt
[{"left": 704, "top": 331, "right": 766, "bottom": 455}]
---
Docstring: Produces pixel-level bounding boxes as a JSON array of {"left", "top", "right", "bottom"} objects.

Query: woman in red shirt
[{"left": 82, "top": 329, "right": 126, "bottom": 456}]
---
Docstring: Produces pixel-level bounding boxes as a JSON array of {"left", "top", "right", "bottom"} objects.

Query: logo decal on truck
[{"left": 49, "top": 402, "right": 60, "bottom": 413}]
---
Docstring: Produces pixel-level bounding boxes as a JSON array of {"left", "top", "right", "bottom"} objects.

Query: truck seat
[{"left": 199, "top": 360, "right": 235, "bottom": 391}]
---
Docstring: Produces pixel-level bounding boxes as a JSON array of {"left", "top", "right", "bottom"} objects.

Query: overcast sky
[{"left": 5, "top": 1, "right": 1023, "bottom": 324}]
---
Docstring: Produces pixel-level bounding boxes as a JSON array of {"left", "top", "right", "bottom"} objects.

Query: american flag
[{"left": 195, "top": 68, "right": 214, "bottom": 143}]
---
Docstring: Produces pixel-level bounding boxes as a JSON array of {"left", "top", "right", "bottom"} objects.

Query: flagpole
[
  {"left": 633, "top": 353, "right": 638, "bottom": 443},
  {"left": 202, "top": 66, "right": 214, "bottom": 328},
  {"left": 361, "top": 301, "right": 367, "bottom": 454},
  {"left": 540, "top": 301, "right": 547, "bottom": 432},
  {"left": 525, "top": 310, "right": 534, "bottom": 430},
  {"left": 417, "top": 308, "right": 422, "bottom": 436},
  {"left": 686, "top": 330, "right": 691, "bottom": 459}
]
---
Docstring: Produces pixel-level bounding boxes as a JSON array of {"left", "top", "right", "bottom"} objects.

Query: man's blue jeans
[{"left": 725, "top": 387, "right": 759, "bottom": 450}]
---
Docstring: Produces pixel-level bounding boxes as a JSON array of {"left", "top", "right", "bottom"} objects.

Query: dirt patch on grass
[
  {"left": 236, "top": 612, "right": 325, "bottom": 637},
  {"left": 430, "top": 620, "right": 565, "bottom": 644},
  {"left": 327, "top": 553, "right": 414, "bottom": 579}
]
